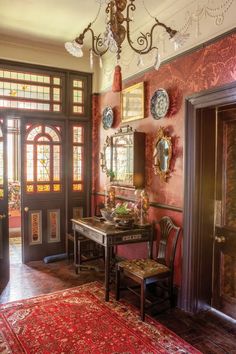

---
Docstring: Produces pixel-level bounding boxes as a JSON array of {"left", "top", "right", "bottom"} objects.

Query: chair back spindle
[{"left": 156, "top": 216, "right": 181, "bottom": 270}]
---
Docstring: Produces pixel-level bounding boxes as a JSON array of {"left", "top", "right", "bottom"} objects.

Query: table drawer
[
  {"left": 108, "top": 231, "right": 150, "bottom": 246},
  {"left": 74, "top": 224, "right": 104, "bottom": 245}
]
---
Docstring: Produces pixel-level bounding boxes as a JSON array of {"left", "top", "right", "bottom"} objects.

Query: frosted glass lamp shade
[{"left": 65, "top": 40, "right": 83, "bottom": 57}]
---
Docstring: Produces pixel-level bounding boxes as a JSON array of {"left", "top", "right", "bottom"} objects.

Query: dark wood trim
[
  {"left": 0, "top": 58, "right": 92, "bottom": 79},
  {"left": 181, "top": 81, "right": 236, "bottom": 313},
  {"left": 93, "top": 191, "right": 183, "bottom": 213}
]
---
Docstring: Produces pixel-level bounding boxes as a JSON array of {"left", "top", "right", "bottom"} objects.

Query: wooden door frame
[
  {"left": 0, "top": 119, "right": 9, "bottom": 292},
  {"left": 181, "top": 81, "right": 236, "bottom": 313}
]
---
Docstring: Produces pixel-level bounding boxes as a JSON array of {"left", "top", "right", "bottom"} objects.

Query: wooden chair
[{"left": 115, "top": 216, "right": 181, "bottom": 321}]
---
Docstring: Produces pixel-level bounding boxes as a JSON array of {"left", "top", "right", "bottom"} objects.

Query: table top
[{"left": 71, "top": 217, "right": 151, "bottom": 236}]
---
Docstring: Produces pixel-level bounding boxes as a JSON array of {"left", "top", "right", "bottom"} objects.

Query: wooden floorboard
[{"left": 0, "top": 258, "right": 235, "bottom": 354}]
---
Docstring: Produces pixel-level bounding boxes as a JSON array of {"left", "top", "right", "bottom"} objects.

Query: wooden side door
[
  {"left": 21, "top": 118, "right": 65, "bottom": 263},
  {"left": 0, "top": 119, "right": 9, "bottom": 292},
  {"left": 212, "top": 105, "right": 236, "bottom": 319}
]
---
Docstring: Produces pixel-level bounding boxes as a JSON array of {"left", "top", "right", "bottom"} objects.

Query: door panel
[
  {"left": 21, "top": 118, "right": 65, "bottom": 262},
  {"left": 213, "top": 106, "right": 236, "bottom": 319},
  {"left": 0, "top": 120, "right": 9, "bottom": 292}
]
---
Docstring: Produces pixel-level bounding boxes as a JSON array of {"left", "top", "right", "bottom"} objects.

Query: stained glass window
[
  {"left": 73, "top": 126, "right": 82, "bottom": 143},
  {"left": 72, "top": 125, "right": 84, "bottom": 192},
  {"left": 37, "top": 145, "right": 50, "bottom": 181},
  {"left": 72, "top": 79, "right": 84, "bottom": 115},
  {"left": 0, "top": 68, "right": 62, "bottom": 112},
  {"left": 25, "top": 124, "right": 62, "bottom": 193},
  {"left": 73, "top": 146, "right": 82, "bottom": 181},
  {"left": 0, "top": 124, "right": 3, "bottom": 198}
]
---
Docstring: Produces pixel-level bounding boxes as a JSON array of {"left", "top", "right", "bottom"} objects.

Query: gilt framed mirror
[
  {"left": 100, "top": 136, "right": 112, "bottom": 177},
  {"left": 153, "top": 127, "right": 172, "bottom": 181}
]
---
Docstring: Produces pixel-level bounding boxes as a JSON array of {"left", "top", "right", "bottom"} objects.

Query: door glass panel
[
  {"left": 45, "top": 126, "right": 60, "bottom": 141},
  {"left": 72, "top": 125, "right": 84, "bottom": 192},
  {"left": 73, "top": 146, "right": 82, "bottom": 181},
  {"left": 26, "top": 144, "right": 34, "bottom": 181},
  {"left": 37, "top": 145, "right": 50, "bottom": 181},
  {"left": 25, "top": 124, "right": 61, "bottom": 193},
  {"left": 73, "top": 126, "right": 82, "bottom": 143},
  {"left": 53, "top": 146, "right": 60, "bottom": 181},
  {"left": 38, "top": 136, "right": 50, "bottom": 142},
  {"left": 27, "top": 125, "right": 42, "bottom": 141}
]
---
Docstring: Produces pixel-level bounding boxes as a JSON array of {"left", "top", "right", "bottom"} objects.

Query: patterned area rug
[{"left": 0, "top": 282, "right": 200, "bottom": 353}]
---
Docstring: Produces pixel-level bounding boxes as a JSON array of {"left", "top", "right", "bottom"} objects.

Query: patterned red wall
[{"left": 92, "top": 32, "right": 236, "bottom": 285}]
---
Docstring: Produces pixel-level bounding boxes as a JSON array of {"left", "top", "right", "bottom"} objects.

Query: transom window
[
  {"left": 72, "top": 79, "right": 85, "bottom": 115},
  {"left": 25, "top": 124, "right": 62, "bottom": 193},
  {"left": 0, "top": 69, "right": 62, "bottom": 113}
]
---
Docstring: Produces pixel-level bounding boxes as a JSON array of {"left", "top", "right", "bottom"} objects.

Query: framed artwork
[
  {"left": 121, "top": 82, "right": 144, "bottom": 123},
  {"left": 47, "top": 209, "right": 60, "bottom": 243},
  {"left": 29, "top": 210, "right": 42, "bottom": 245}
]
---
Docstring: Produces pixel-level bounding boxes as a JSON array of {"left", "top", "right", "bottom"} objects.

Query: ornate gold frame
[
  {"left": 100, "top": 136, "right": 112, "bottom": 177},
  {"left": 153, "top": 127, "right": 172, "bottom": 181},
  {"left": 121, "top": 82, "right": 144, "bottom": 123}
]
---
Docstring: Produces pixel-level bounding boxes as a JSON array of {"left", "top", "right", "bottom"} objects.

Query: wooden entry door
[
  {"left": 212, "top": 105, "right": 236, "bottom": 319},
  {"left": 21, "top": 118, "right": 65, "bottom": 263},
  {"left": 0, "top": 120, "right": 9, "bottom": 292}
]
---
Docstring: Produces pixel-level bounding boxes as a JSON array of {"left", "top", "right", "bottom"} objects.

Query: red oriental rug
[{"left": 0, "top": 282, "right": 201, "bottom": 354}]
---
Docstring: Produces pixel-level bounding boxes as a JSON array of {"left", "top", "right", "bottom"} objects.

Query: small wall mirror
[
  {"left": 100, "top": 136, "right": 111, "bottom": 177},
  {"left": 100, "top": 126, "right": 145, "bottom": 188},
  {"left": 153, "top": 127, "right": 172, "bottom": 181}
]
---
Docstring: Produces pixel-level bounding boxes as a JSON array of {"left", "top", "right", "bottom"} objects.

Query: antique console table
[{"left": 71, "top": 217, "right": 153, "bottom": 301}]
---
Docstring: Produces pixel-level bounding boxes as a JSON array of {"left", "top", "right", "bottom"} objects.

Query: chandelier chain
[
  {"left": 141, "top": 0, "right": 155, "bottom": 19},
  {"left": 91, "top": 1, "right": 103, "bottom": 25}
]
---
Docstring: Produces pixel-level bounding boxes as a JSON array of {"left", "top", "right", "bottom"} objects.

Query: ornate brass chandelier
[{"left": 65, "top": 0, "right": 188, "bottom": 91}]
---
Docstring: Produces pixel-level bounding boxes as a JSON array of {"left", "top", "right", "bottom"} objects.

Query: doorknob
[
  {"left": 214, "top": 236, "right": 226, "bottom": 243},
  {"left": 24, "top": 207, "right": 29, "bottom": 212},
  {"left": 0, "top": 214, "right": 6, "bottom": 220}
]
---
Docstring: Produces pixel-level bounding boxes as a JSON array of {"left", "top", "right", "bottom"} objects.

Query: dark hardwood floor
[{"left": 1, "top": 254, "right": 236, "bottom": 354}]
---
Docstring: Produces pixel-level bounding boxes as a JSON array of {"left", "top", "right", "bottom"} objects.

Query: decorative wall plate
[
  {"left": 150, "top": 88, "right": 169, "bottom": 119},
  {"left": 102, "top": 106, "right": 114, "bottom": 129}
]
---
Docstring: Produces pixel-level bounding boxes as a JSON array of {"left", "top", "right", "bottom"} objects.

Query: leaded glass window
[
  {"left": 72, "top": 79, "right": 84, "bottom": 116},
  {"left": 25, "top": 125, "right": 61, "bottom": 193},
  {"left": 0, "top": 68, "right": 62, "bottom": 113},
  {"left": 0, "top": 123, "right": 3, "bottom": 198},
  {"left": 72, "top": 126, "right": 83, "bottom": 191}
]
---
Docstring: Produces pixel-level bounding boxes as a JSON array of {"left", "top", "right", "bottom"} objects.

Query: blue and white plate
[
  {"left": 150, "top": 89, "right": 169, "bottom": 119},
  {"left": 102, "top": 106, "right": 114, "bottom": 129}
]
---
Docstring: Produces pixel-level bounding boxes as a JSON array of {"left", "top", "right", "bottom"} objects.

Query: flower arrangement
[{"left": 8, "top": 181, "right": 21, "bottom": 211}]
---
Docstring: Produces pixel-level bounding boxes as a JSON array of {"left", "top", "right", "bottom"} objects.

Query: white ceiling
[{"left": 0, "top": 0, "right": 172, "bottom": 48}]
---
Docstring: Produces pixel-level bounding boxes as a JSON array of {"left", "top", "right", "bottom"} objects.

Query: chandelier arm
[
  {"left": 154, "top": 18, "right": 177, "bottom": 38},
  {"left": 93, "top": 32, "right": 109, "bottom": 57},
  {"left": 125, "top": 2, "right": 158, "bottom": 54},
  {"left": 76, "top": 25, "right": 108, "bottom": 57}
]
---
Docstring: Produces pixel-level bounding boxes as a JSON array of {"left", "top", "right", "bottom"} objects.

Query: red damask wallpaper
[{"left": 92, "top": 32, "right": 236, "bottom": 285}]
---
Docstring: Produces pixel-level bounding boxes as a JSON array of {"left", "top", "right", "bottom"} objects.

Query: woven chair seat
[{"left": 118, "top": 259, "right": 170, "bottom": 279}]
